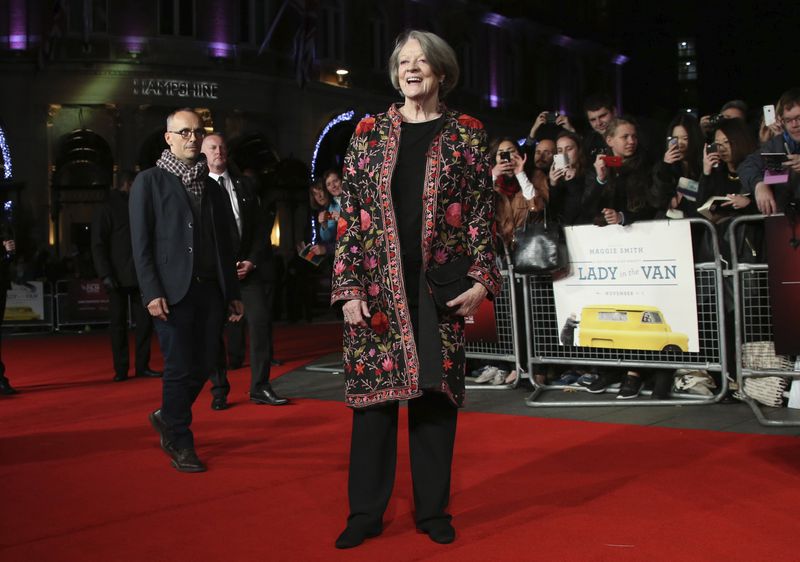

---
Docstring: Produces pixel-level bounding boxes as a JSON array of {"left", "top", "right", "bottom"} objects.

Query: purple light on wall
[
  {"left": 482, "top": 12, "right": 507, "bottom": 27},
  {"left": 124, "top": 36, "right": 146, "bottom": 54},
  {"left": 8, "top": 0, "right": 28, "bottom": 50},
  {"left": 209, "top": 42, "right": 233, "bottom": 58},
  {"left": 209, "top": 1, "right": 230, "bottom": 49},
  {"left": 613, "top": 54, "right": 629, "bottom": 65},
  {"left": 552, "top": 35, "right": 574, "bottom": 48},
  {"left": 489, "top": 94, "right": 500, "bottom": 108}
]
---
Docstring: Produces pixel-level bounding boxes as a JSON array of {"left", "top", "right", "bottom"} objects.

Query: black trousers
[
  {"left": 346, "top": 392, "right": 458, "bottom": 530},
  {"left": 108, "top": 286, "right": 153, "bottom": 377},
  {"left": 152, "top": 279, "right": 224, "bottom": 450},
  {"left": 209, "top": 279, "right": 275, "bottom": 397}
]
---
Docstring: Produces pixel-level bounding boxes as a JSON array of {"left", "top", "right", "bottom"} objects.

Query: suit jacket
[
  {"left": 129, "top": 167, "right": 241, "bottom": 306},
  {"left": 91, "top": 189, "right": 139, "bottom": 287},
  {"left": 216, "top": 173, "right": 275, "bottom": 284}
]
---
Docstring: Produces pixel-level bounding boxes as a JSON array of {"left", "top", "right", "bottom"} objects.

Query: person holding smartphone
[
  {"left": 652, "top": 113, "right": 704, "bottom": 219},
  {"left": 490, "top": 136, "right": 544, "bottom": 246},
  {"left": 547, "top": 131, "right": 590, "bottom": 225}
]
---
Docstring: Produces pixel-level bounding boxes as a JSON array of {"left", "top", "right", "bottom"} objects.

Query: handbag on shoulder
[
  {"left": 511, "top": 208, "right": 568, "bottom": 274},
  {"left": 425, "top": 255, "right": 473, "bottom": 314}
]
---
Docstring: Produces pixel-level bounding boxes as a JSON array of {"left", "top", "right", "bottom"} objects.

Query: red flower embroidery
[
  {"left": 457, "top": 114, "right": 483, "bottom": 129},
  {"left": 445, "top": 203, "right": 462, "bottom": 228},
  {"left": 336, "top": 217, "right": 348, "bottom": 239},
  {"left": 355, "top": 363, "right": 365, "bottom": 375},
  {"left": 443, "top": 357, "right": 453, "bottom": 371},
  {"left": 360, "top": 209, "right": 371, "bottom": 231},
  {"left": 355, "top": 117, "right": 375, "bottom": 136},
  {"left": 371, "top": 311, "right": 389, "bottom": 335}
]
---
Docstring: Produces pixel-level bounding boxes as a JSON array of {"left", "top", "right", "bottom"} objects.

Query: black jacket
[
  {"left": 129, "top": 167, "right": 241, "bottom": 306},
  {"left": 91, "top": 189, "right": 138, "bottom": 287}
]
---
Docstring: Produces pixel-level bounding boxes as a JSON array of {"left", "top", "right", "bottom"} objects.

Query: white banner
[
  {"left": 553, "top": 221, "right": 699, "bottom": 353},
  {"left": 4, "top": 281, "right": 45, "bottom": 322}
]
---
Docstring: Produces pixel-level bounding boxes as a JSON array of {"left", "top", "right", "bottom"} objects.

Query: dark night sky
[{"left": 488, "top": 1, "right": 800, "bottom": 119}]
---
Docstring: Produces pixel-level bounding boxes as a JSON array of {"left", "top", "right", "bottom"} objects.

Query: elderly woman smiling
[{"left": 331, "top": 30, "right": 501, "bottom": 549}]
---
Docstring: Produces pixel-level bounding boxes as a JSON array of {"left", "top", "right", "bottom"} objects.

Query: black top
[
  {"left": 188, "top": 191, "right": 218, "bottom": 280},
  {"left": 391, "top": 116, "right": 445, "bottom": 262},
  {"left": 391, "top": 115, "right": 445, "bottom": 392}
]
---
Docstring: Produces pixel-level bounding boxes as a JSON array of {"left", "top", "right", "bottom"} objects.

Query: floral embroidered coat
[{"left": 331, "top": 104, "right": 502, "bottom": 408}]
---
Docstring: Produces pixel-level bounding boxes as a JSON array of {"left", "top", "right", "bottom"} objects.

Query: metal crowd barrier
[
  {"left": 524, "top": 218, "right": 728, "bottom": 407},
  {"left": 54, "top": 279, "right": 111, "bottom": 331},
  {"left": 729, "top": 214, "right": 800, "bottom": 426},
  {"left": 465, "top": 255, "right": 524, "bottom": 390}
]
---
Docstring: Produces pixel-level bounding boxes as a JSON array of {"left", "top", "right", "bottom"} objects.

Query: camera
[
  {"left": 600, "top": 155, "right": 623, "bottom": 168},
  {"left": 545, "top": 112, "right": 560, "bottom": 124},
  {"left": 708, "top": 113, "right": 725, "bottom": 127}
]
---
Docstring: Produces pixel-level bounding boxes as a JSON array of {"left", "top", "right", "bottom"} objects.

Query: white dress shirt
[{"left": 209, "top": 171, "right": 241, "bottom": 235}]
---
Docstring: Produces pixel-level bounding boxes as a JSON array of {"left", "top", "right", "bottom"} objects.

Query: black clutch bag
[
  {"left": 511, "top": 209, "right": 569, "bottom": 274},
  {"left": 425, "top": 255, "right": 473, "bottom": 314}
]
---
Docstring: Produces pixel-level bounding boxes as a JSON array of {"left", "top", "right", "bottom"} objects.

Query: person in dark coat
[
  {"left": 91, "top": 170, "right": 161, "bottom": 382},
  {"left": 129, "top": 108, "right": 243, "bottom": 473},
  {"left": 332, "top": 30, "right": 501, "bottom": 549},
  {"left": 201, "top": 133, "right": 287, "bottom": 410}
]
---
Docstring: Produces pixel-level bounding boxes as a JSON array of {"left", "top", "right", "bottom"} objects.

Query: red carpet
[{"left": 1, "top": 325, "right": 799, "bottom": 561}]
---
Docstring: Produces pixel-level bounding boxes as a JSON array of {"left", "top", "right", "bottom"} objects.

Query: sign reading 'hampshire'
[{"left": 133, "top": 78, "right": 219, "bottom": 99}]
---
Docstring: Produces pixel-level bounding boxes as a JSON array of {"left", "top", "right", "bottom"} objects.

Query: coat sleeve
[
  {"left": 129, "top": 173, "right": 165, "bottom": 306},
  {"left": 464, "top": 125, "right": 501, "bottom": 296},
  {"left": 330, "top": 127, "right": 367, "bottom": 305}
]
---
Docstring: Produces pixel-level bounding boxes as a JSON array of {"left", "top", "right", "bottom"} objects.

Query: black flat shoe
[
  {"left": 334, "top": 525, "right": 382, "bottom": 549},
  {"left": 211, "top": 396, "right": 228, "bottom": 410},
  {"left": 418, "top": 520, "right": 456, "bottom": 544},
  {"left": 136, "top": 368, "right": 162, "bottom": 378},
  {"left": 250, "top": 387, "right": 289, "bottom": 406}
]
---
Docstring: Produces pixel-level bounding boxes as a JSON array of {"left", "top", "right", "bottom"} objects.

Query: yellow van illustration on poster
[{"left": 553, "top": 221, "right": 699, "bottom": 353}]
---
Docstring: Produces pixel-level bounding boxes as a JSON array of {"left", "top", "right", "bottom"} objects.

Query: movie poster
[
  {"left": 765, "top": 215, "right": 800, "bottom": 355},
  {"left": 4, "top": 281, "right": 45, "bottom": 322},
  {"left": 553, "top": 221, "right": 699, "bottom": 352}
]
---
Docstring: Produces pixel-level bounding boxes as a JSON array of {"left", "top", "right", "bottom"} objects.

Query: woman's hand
[
  {"left": 491, "top": 161, "right": 514, "bottom": 179},
  {"left": 511, "top": 151, "right": 527, "bottom": 175},
  {"left": 594, "top": 154, "right": 608, "bottom": 183},
  {"left": 602, "top": 208, "right": 623, "bottom": 225},
  {"left": 447, "top": 282, "right": 488, "bottom": 317},
  {"left": 702, "top": 144, "right": 720, "bottom": 175},
  {"left": 549, "top": 162, "right": 566, "bottom": 185},
  {"left": 309, "top": 244, "right": 326, "bottom": 256},
  {"left": 754, "top": 182, "right": 777, "bottom": 215},
  {"left": 343, "top": 299, "right": 371, "bottom": 327},
  {"left": 529, "top": 111, "right": 548, "bottom": 138},
  {"left": 555, "top": 114, "right": 575, "bottom": 132},
  {"left": 663, "top": 143, "right": 681, "bottom": 164},
  {"left": 318, "top": 210, "right": 329, "bottom": 223},
  {"left": 721, "top": 193, "right": 751, "bottom": 210}
]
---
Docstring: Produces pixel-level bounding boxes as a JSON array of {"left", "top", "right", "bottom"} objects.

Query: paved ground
[{"left": 274, "top": 352, "right": 800, "bottom": 437}]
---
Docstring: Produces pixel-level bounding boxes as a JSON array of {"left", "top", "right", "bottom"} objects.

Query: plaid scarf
[
  {"left": 495, "top": 174, "right": 521, "bottom": 198},
  {"left": 156, "top": 149, "right": 208, "bottom": 196}
]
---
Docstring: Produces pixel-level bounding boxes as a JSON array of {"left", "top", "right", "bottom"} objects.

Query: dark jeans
[
  {"left": 109, "top": 286, "right": 153, "bottom": 377},
  {"left": 152, "top": 279, "right": 224, "bottom": 450},
  {"left": 210, "top": 279, "right": 276, "bottom": 397},
  {"left": 346, "top": 392, "right": 458, "bottom": 531}
]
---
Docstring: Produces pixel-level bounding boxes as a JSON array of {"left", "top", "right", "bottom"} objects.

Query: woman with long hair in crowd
[
  {"left": 548, "top": 130, "right": 591, "bottom": 225},
  {"left": 489, "top": 136, "right": 544, "bottom": 247},
  {"left": 652, "top": 113, "right": 705, "bottom": 218}
]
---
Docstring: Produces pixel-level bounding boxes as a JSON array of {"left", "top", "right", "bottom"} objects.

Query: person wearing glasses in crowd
[
  {"left": 739, "top": 87, "right": 800, "bottom": 215},
  {"left": 129, "top": 108, "right": 243, "bottom": 473}
]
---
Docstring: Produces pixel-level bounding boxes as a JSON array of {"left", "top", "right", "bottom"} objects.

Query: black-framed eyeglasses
[{"left": 167, "top": 128, "right": 206, "bottom": 139}]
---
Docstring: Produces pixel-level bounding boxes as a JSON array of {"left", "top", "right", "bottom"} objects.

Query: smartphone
[
  {"left": 600, "top": 155, "right": 623, "bottom": 168},
  {"left": 546, "top": 111, "right": 559, "bottom": 124},
  {"left": 553, "top": 154, "right": 567, "bottom": 170},
  {"left": 707, "top": 143, "right": 718, "bottom": 154},
  {"left": 667, "top": 136, "right": 678, "bottom": 150},
  {"left": 499, "top": 151, "right": 512, "bottom": 162},
  {"left": 763, "top": 104, "right": 776, "bottom": 127}
]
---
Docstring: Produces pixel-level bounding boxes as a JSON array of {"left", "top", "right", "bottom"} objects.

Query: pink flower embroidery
[
  {"left": 463, "top": 150, "right": 475, "bottom": 166},
  {"left": 333, "top": 260, "right": 346, "bottom": 275},
  {"left": 360, "top": 209, "right": 371, "bottom": 231},
  {"left": 368, "top": 348, "right": 376, "bottom": 357},
  {"left": 468, "top": 225, "right": 479, "bottom": 240},
  {"left": 381, "top": 357, "right": 394, "bottom": 372},
  {"left": 364, "top": 255, "right": 378, "bottom": 270},
  {"left": 433, "top": 248, "right": 448, "bottom": 264},
  {"left": 368, "top": 283, "right": 380, "bottom": 297},
  {"left": 350, "top": 245, "right": 359, "bottom": 253},
  {"left": 445, "top": 203, "right": 462, "bottom": 228}
]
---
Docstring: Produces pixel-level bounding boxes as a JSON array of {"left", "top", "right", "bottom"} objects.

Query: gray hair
[
  {"left": 166, "top": 107, "right": 199, "bottom": 130},
  {"left": 388, "top": 30, "right": 459, "bottom": 99}
]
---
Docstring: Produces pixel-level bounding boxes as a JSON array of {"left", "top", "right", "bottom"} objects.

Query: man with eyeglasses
[
  {"left": 129, "top": 108, "right": 243, "bottom": 473},
  {"left": 740, "top": 87, "right": 800, "bottom": 215},
  {"left": 201, "top": 133, "right": 287, "bottom": 410}
]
